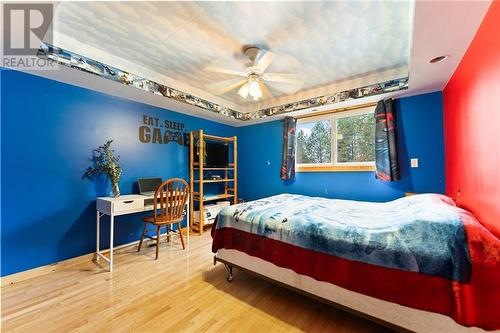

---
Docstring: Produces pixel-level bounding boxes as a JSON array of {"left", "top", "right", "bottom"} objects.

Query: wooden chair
[{"left": 137, "top": 178, "right": 189, "bottom": 259}]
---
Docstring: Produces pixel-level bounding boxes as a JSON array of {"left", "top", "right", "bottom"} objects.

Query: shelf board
[
  {"left": 193, "top": 167, "right": 234, "bottom": 170},
  {"left": 195, "top": 193, "right": 235, "bottom": 202},
  {"left": 194, "top": 178, "right": 234, "bottom": 183},
  {"left": 190, "top": 223, "right": 214, "bottom": 234},
  {"left": 203, "top": 134, "right": 236, "bottom": 142},
  {"left": 193, "top": 162, "right": 234, "bottom": 165}
]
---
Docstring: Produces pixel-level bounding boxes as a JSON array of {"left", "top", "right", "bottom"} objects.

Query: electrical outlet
[{"left": 411, "top": 158, "right": 419, "bottom": 168}]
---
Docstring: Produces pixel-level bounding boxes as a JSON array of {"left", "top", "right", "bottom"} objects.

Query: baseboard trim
[{"left": 1, "top": 228, "right": 189, "bottom": 287}]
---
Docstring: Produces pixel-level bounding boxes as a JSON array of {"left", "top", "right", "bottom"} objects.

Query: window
[{"left": 296, "top": 106, "right": 376, "bottom": 172}]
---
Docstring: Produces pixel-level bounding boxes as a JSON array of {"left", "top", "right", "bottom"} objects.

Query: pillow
[{"left": 395, "top": 193, "right": 457, "bottom": 207}]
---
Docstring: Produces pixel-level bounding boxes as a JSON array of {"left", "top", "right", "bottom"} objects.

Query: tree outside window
[
  {"left": 336, "top": 113, "right": 375, "bottom": 163},
  {"left": 297, "top": 120, "right": 331, "bottom": 164}
]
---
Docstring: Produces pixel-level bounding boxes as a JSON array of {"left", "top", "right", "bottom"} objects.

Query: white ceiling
[
  {"left": 24, "top": 0, "right": 492, "bottom": 126},
  {"left": 50, "top": 1, "right": 411, "bottom": 111}
]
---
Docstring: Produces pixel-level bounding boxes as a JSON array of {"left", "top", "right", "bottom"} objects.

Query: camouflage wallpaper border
[
  {"left": 37, "top": 43, "right": 245, "bottom": 119},
  {"left": 37, "top": 43, "right": 408, "bottom": 122},
  {"left": 243, "top": 77, "right": 408, "bottom": 120}
]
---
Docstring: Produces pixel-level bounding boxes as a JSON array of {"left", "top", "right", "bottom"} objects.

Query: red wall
[{"left": 444, "top": 0, "right": 500, "bottom": 238}]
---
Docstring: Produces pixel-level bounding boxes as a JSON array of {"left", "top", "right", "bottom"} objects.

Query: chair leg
[
  {"left": 137, "top": 222, "right": 147, "bottom": 252},
  {"left": 155, "top": 225, "right": 161, "bottom": 260},
  {"left": 166, "top": 225, "right": 170, "bottom": 243},
  {"left": 177, "top": 222, "right": 185, "bottom": 250}
]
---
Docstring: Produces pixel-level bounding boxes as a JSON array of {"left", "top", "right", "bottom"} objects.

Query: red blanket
[{"left": 212, "top": 217, "right": 500, "bottom": 330}]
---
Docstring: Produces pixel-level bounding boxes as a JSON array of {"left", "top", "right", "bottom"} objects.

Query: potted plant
[{"left": 85, "top": 140, "right": 122, "bottom": 197}]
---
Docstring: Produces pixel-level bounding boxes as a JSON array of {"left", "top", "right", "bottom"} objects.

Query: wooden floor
[{"left": 1, "top": 232, "right": 393, "bottom": 333}]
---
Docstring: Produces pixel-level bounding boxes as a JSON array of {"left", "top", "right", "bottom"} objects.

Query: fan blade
[
  {"left": 207, "top": 78, "right": 247, "bottom": 95},
  {"left": 204, "top": 65, "right": 246, "bottom": 77},
  {"left": 262, "top": 73, "right": 304, "bottom": 85},
  {"left": 259, "top": 81, "right": 273, "bottom": 99},
  {"left": 254, "top": 50, "right": 277, "bottom": 72}
]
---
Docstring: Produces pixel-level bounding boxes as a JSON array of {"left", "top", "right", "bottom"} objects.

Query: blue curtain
[
  {"left": 280, "top": 117, "right": 296, "bottom": 180},
  {"left": 375, "top": 99, "right": 400, "bottom": 181}
]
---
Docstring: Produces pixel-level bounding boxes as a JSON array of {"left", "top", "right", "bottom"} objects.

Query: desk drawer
[{"left": 113, "top": 198, "right": 144, "bottom": 213}]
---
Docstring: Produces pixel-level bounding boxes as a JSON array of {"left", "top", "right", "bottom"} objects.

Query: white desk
[{"left": 94, "top": 194, "right": 189, "bottom": 272}]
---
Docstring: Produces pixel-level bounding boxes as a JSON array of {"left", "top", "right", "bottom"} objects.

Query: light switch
[{"left": 411, "top": 158, "right": 419, "bottom": 168}]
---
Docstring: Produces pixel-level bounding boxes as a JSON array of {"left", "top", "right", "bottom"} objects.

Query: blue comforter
[{"left": 216, "top": 193, "right": 471, "bottom": 282}]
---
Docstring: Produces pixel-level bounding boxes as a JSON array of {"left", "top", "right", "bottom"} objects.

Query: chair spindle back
[{"left": 153, "top": 178, "right": 189, "bottom": 222}]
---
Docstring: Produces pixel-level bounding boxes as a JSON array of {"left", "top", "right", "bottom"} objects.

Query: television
[{"left": 195, "top": 141, "right": 228, "bottom": 167}]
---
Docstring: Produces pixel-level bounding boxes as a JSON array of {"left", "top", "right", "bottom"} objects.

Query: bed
[{"left": 211, "top": 194, "right": 500, "bottom": 332}]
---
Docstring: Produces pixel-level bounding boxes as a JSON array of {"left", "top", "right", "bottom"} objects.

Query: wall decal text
[{"left": 139, "top": 114, "right": 188, "bottom": 146}]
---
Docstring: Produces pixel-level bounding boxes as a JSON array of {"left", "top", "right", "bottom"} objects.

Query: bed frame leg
[
  {"left": 225, "top": 264, "right": 233, "bottom": 282},
  {"left": 214, "top": 256, "right": 233, "bottom": 282}
]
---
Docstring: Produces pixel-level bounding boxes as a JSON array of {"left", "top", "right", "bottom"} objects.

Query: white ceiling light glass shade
[
  {"left": 237, "top": 76, "right": 263, "bottom": 100},
  {"left": 238, "top": 83, "right": 249, "bottom": 98},
  {"left": 248, "top": 77, "right": 262, "bottom": 99}
]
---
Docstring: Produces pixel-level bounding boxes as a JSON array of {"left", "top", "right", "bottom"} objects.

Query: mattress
[{"left": 215, "top": 193, "right": 470, "bottom": 281}]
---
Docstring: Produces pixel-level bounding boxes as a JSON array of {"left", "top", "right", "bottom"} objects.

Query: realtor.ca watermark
[{"left": 1, "top": 2, "right": 58, "bottom": 70}]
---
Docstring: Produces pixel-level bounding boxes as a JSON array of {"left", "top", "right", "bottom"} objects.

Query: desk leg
[
  {"left": 109, "top": 214, "right": 114, "bottom": 272},
  {"left": 95, "top": 210, "right": 100, "bottom": 261}
]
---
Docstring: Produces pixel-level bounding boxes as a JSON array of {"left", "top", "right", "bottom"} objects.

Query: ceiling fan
[{"left": 204, "top": 46, "right": 304, "bottom": 101}]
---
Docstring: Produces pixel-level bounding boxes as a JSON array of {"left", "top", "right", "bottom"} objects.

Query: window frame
[{"left": 295, "top": 106, "right": 376, "bottom": 173}]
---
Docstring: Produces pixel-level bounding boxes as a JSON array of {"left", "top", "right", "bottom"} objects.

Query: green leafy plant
[{"left": 85, "top": 140, "right": 122, "bottom": 197}]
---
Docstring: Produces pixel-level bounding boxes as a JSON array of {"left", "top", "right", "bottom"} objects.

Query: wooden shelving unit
[
  {"left": 193, "top": 179, "right": 234, "bottom": 183},
  {"left": 189, "top": 130, "right": 237, "bottom": 235}
]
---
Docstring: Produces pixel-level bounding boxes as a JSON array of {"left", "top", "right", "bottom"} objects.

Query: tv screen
[{"left": 195, "top": 142, "right": 228, "bottom": 167}]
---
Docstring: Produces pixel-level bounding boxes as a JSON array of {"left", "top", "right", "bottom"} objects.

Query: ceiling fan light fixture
[
  {"left": 248, "top": 78, "right": 262, "bottom": 99},
  {"left": 205, "top": 47, "right": 302, "bottom": 101}
]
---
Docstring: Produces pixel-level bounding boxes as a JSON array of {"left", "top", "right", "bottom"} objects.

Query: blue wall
[
  {"left": 237, "top": 92, "right": 445, "bottom": 201},
  {"left": 1, "top": 69, "right": 236, "bottom": 276},
  {"left": 1, "top": 68, "right": 444, "bottom": 276}
]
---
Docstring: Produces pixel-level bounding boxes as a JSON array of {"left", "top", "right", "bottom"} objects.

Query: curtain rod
[{"left": 294, "top": 101, "right": 378, "bottom": 120}]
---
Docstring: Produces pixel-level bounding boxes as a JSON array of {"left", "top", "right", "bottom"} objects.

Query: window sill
[{"left": 296, "top": 165, "right": 376, "bottom": 172}]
